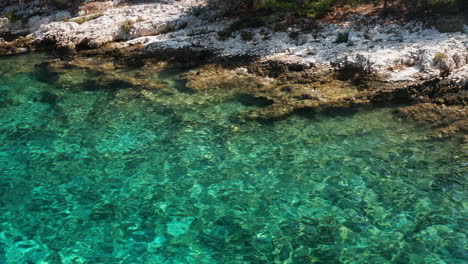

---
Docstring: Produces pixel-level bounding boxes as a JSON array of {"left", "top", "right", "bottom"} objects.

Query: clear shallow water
[{"left": 0, "top": 54, "right": 466, "bottom": 264}]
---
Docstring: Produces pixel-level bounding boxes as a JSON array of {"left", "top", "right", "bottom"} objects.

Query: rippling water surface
[{"left": 0, "top": 54, "right": 466, "bottom": 264}]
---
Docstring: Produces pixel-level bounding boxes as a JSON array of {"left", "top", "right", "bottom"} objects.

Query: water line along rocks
[{"left": 0, "top": 0, "right": 467, "bottom": 138}]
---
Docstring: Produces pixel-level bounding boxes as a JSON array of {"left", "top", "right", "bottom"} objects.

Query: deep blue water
[{"left": 0, "top": 54, "right": 466, "bottom": 264}]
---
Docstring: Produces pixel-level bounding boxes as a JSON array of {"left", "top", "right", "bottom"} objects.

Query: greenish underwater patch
[{"left": 0, "top": 54, "right": 466, "bottom": 264}]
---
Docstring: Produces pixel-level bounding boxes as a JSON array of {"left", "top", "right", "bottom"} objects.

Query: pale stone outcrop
[
  {"left": 0, "top": 0, "right": 466, "bottom": 86},
  {"left": 0, "top": 17, "right": 10, "bottom": 35}
]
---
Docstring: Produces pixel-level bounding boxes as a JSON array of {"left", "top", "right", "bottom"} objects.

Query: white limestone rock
[
  {"left": 448, "top": 65, "right": 468, "bottom": 87},
  {"left": 5, "top": 0, "right": 463, "bottom": 87},
  {"left": 0, "top": 17, "right": 10, "bottom": 35},
  {"left": 34, "top": 1, "right": 206, "bottom": 48}
]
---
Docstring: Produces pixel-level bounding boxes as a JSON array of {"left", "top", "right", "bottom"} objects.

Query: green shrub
[
  {"left": 272, "top": 22, "right": 289, "bottom": 32},
  {"left": 120, "top": 19, "right": 135, "bottom": 34},
  {"left": 206, "top": 0, "right": 466, "bottom": 18},
  {"left": 299, "top": 19, "right": 322, "bottom": 33},
  {"left": 48, "top": 0, "right": 74, "bottom": 10},
  {"left": 433, "top": 52, "right": 448, "bottom": 64},
  {"left": 335, "top": 31, "right": 349, "bottom": 43},
  {"left": 258, "top": 0, "right": 334, "bottom": 18},
  {"left": 434, "top": 15, "right": 465, "bottom": 33},
  {"left": 218, "top": 17, "right": 265, "bottom": 41},
  {"left": 228, "top": 17, "right": 266, "bottom": 32},
  {"left": 240, "top": 30, "right": 254, "bottom": 41},
  {"left": 333, "top": 55, "right": 374, "bottom": 83},
  {"left": 425, "top": 0, "right": 465, "bottom": 15},
  {"left": 159, "top": 24, "right": 177, "bottom": 34},
  {"left": 4, "top": 11, "right": 21, "bottom": 23},
  {"left": 218, "top": 30, "right": 232, "bottom": 40},
  {"left": 71, "top": 12, "right": 103, "bottom": 25},
  {"left": 207, "top": 0, "right": 256, "bottom": 10},
  {"left": 189, "top": 5, "right": 207, "bottom": 17},
  {"left": 289, "top": 31, "right": 300, "bottom": 39}
]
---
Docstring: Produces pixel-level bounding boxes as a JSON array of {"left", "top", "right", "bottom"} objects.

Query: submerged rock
[
  {"left": 396, "top": 103, "right": 467, "bottom": 139},
  {"left": 183, "top": 64, "right": 361, "bottom": 119},
  {"left": 27, "top": 50, "right": 466, "bottom": 139},
  {"left": 44, "top": 57, "right": 176, "bottom": 92}
]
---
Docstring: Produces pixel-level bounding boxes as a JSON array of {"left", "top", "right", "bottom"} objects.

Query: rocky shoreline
[{"left": 0, "top": 0, "right": 467, "bottom": 140}]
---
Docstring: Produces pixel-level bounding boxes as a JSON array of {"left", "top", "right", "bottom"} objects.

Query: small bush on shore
[
  {"left": 218, "top": 30, "right": 232, "bottom": 40},
  {"left": 240, "top": 31, "right": 254, "bottom": 41},
  {"left": 334, "top": 31, "right": 349, "bottom": 43},
  {"left": 433, "top": 52, "right": 448, "bottom": 64},
  {"left": 189, "top": 5, "right": 207, "bottom": 17},
  {"left": 218, "top": 17, "right": 266, "bottom": 41},
  {"left": 289, "top": 31, "right": 300, "bottom": 39},
  {"left": 48, "top": 0, "right": 82, "bottom": 10},
  {"left": 259, "top": 0, "right": 334, "bottom": 17},
  {"left": 4, "top": 12, "right": 21, "bottom": 23},
  {"left": 333, "top": 54, "right": 374, "bottom": 83},
  {"left": 229, "top": 17, "right": 266, "bottom": 31},
  {"left": 72, "top": 12, "right": 103, "bottom": 25},
  {"left": 206, "top": 0, "right": 466, "bottom": 18},
  {"left": 120, "top": 19, "right": 135, "bottom": 34}
]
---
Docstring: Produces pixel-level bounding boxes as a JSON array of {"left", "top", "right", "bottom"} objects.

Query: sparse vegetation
[
  {"left": 452, "top": 54, "right": 463, "bottom": 68},
  {"left": 299, "top": 19, "right": 322, "bottom": 33},
  {"left": 288, "top": 31, "right": 300, "bottom": 40},
  {"left": 333, "top": 54, "right": 374, "bottom": 83},
  {"left": 188, "top": 5, "right": 207, "bottom": 17},
  {"left": 4, "top": 12, "right": 21, "bottom": 23},
  {"left": 218, "top": 17, "right": 266, "bottom": 41},
  {"left": 159, "top": 24, "right": 177, "bottom": 34},
  {"left": 434, "top": 15, "right": 465, "bottom": 33},
  {"left": 259, "top": 0, "right": 334, "bottom": 18},
  {"left": 120, "top": 19, "right": 135, "bottom": 34},
  {"left": 272, "top": 22, "right": 289, "bottom": 32},
  {"left": 218, "top": 30, "right": 232, "bottom": 41},
  {"left": 48, "top": 0, "right": 81, "bottom": 10},
  {"left": 228, "top": 17, "right": 266, "bottom": 32},
  {"left": 433, "top": 52, "right": 448, "bottom": 64},
  {"left": 71, "top": 12, "right": 103, "bottom": 25},
  {"left": 335, "top": 31, "right": 349, "bottom": 43},
  {"left": 389, "top": 51, "right": 423, "bottom": 70},
  {"left": 240, "top": 30, "right": 254, "bottom": 41},
  {"left": 207, "top": 0, "right": 467, "bottom": 18}
]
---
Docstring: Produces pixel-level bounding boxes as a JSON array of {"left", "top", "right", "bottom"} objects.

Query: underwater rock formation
[{"left": 396, "top": 103, "right": 467, "bottom": 139}]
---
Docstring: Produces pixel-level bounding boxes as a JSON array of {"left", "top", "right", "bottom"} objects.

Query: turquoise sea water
[{"left": 0, "top": 54, "right": 466, "bottom": 264}]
